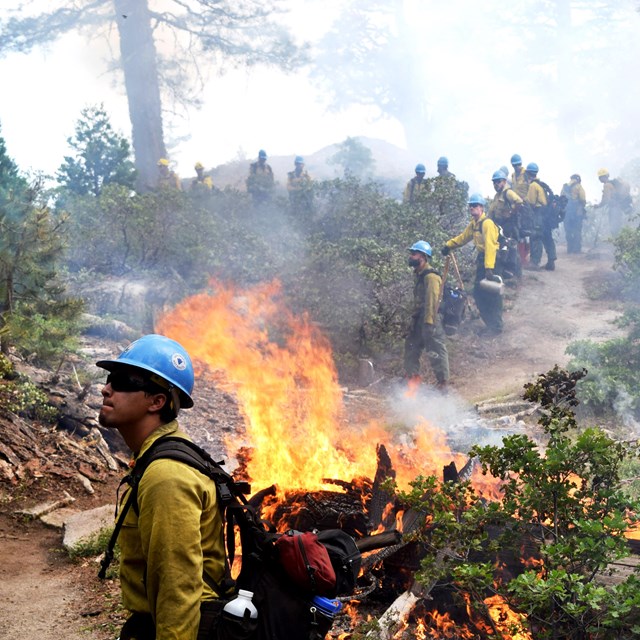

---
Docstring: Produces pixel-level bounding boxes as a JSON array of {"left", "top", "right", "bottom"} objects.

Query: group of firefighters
[
  {"left": 404, "top": 154, "right": 633, "bottom": 390},
  {"left": 156, "top": 151, "right": 313, "bottom": 213}
]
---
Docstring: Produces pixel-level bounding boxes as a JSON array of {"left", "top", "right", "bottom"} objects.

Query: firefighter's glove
[
  {"left": 422, "top": 324, "right": 435, "bottom": 341},
  {"left": 441, "top": 245, "right": 450, "bottom": 256}
]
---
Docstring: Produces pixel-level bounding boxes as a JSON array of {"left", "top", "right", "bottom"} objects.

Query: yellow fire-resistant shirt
[
  {"left": 445, "top": 212, "right": 499, "bottom": 269},
  {"left": 287, "top": 169, "right": 312, "bottom": 192},
  {"left": 412, "top": 265, "right": 442, "bottom": 326},
  {"left": 526, "top": 180, "right": 548, "bottom": 208},
  {"left": 562, "top": 181, "right": 586, "bottom": 207},
  {"left": 511, "top": 168, "right": 528, "bottom": 199},
  {"left": 117, "top": 421, "right": 226, "bottom": 640},
  {"left": 488, "top": 188, "right": 523, "bottom": 221},
  {"left": 403, "top": 176, "right": 428, "bottom": 204}
]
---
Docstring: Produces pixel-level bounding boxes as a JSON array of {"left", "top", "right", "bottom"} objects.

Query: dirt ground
[{"left": 0, "top": 239, "right": 624, "bottom": 639}]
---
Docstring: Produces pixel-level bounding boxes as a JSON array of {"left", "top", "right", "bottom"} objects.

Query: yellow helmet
[
  {"left": 158, "top": 158, "right": 170, "bottom": 167},
  {"left": 597, "top": 168, "right": 609, "bottom": 178},
  {"left": 194, "top": 161, "right": 204, "bottom": 170}
]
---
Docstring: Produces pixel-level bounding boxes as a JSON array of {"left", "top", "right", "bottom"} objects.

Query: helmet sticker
[{"left": 172, "top": 353, "right": 187, "bottom": 370}]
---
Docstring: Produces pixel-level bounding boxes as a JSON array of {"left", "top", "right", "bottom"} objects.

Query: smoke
[{"left": 384, "top": 381, "right": 527, "bottom": 457}]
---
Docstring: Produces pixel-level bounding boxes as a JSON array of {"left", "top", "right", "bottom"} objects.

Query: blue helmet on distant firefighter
[
  {"left": 258, "top": 149, "right": 267, "bottom": 159},
  {"left": 294, "top": 155, "right": 304, "bottom": 165},
  {"left": 96, "top": 334, "right": 195, "bottom": 409},
  {"left": 409, "top": 241, "right": 433, "bottom": 257},
  {"left": 526, "top": 162, "right": 539, "bottom": 174},
  {"left": 511, "top": 154, "right": 522, "bottom": 165},
  {"left": 492, "top": 169, "right": 508, "bottom": 181},
  {"left": 468, "top": 193, "right": 486, "bottom": 206},
  {"left": 415, "top": 163, "right": 426, "bottom": 174},
  {"left": 437, "top": 156, "right": 448, "bottom": 167}
]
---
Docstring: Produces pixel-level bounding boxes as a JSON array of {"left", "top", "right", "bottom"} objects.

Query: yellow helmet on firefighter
[
  {"left": 158, "top": 158, "right": 170, "bottom": 167},
  {"left": 194, "top": 161, "right": 204, "bottom": 170},
  {"left": 597, "top": 168, "right": 609, "bottom": 178}
]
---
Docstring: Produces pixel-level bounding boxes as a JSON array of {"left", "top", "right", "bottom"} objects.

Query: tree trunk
[{"left": 112, "top": 0, "right": 167, "bottom": 192}]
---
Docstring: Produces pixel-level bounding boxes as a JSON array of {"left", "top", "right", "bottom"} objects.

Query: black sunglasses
[{"left": 106, "top": 372, "right": 152, "bottom": 393}]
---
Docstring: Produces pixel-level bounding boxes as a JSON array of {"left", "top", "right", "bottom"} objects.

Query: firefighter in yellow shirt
[
  {"left": 403, "top": 163, "right": 428, "bottom": 204},
  {"left": 97, "top": 335, "right": 226, "bottom": 640},
  {"left": 510, "top": 154, "right": 528, "bottom": 199},
  {"left": 157, "top": 158, "right": 182, "bottom": 190},
  {"left": 595, "top": 168, "right": 632, "bottom": 236},
  {"left": 488, "top": 169, "right": 524, "bottom": 241},
  {"left": 191, "top": 161, "right": 214, "bottom": 191},
  {"left": 442, "top": 194, "right": 503, "bottom": 335},
  {"left": 287, "top": 156, "right": 313, "bottom": 214},
  {"left": 524, "top": 162, "right": 556, "bottom": 270},
  {"left": 561, "top": 174, "right": 586, "bottom": 254},
  {"left": 404, "top": 240, "right": 450, "bottom": 389},
  {"left": 247, "top": 149, "right": 274, "bottom": 205}
]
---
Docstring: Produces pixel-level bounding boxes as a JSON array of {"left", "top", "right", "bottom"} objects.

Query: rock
[
  {"left": 16, "top": 491, "right": 76, "bottom": 518},
  {"left": 63, "top": 504, "right": 115, "bottom": 551},
  {"left": 40, "top": 507, "right": 81, "bottom": 529},
  {"left": 76, "top": 473, "right": 95, "bottom": 494}
]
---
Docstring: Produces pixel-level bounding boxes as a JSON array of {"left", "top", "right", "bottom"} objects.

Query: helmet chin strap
[
  {"left": 149, "top": 372, "right": 182, "bottom": 416},
  {"left": 169, "top": 386, "right": 181, "bottom": 416}
]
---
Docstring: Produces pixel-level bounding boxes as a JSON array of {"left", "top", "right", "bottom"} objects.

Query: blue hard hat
[
  {"left": 409, "top": 240, "right": 433, "bottom": 257},
  {"left": 415, "top": 163, "right": 426, "bottom": 173},
  {"left": 526, "top": 162, "right": 539, "bottom": 173},
  {"left": 437, "top": 156, "right": 448, "bottom": 166},
  {"left": 258, "top": 149, "right": 267, "bottom": 159},
  {"left": 492, "top": 169, "right": 507, "bottom": 181},
  {"left": 511, "top": 154, "right": 522, "bottom": 165},
  {"left": 97, "top": 334, "right": 195, "bottom": 409},
  {"left": 295, "top": 155, "right": 304, "bottom": 164},
  {"left": 468, "top": 193, "right": 486, "bottom": 206}
]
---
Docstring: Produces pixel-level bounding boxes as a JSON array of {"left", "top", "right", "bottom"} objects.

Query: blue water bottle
[{"left": 309, "top": 596, "right": 342, "bottom": 639}]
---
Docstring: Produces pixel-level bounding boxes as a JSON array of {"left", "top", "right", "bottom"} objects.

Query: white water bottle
[{"left": 222, "top": 589, "right": 258, "bottom": 620}]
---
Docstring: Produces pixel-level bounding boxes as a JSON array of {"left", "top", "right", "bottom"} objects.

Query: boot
[{"left": 544, "top": 260, "right": 555, "bottom": 271}]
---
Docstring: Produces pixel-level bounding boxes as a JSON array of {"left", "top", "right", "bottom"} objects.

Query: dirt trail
[
  {"left": 0, "top": 241, "right": 624, "bottom": 640},
  {"left": 0, "top": 513, "right": 106, "bottom": 639},
  {"left": 450, "top": 243, "right": 622, "bottom": 401}
]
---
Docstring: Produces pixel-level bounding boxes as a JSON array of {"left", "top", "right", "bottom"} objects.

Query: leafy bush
[
  {"left": 377, "top": 368, "right": 640, "bottom": 639},
  {"left": 0, "top": 354, "right": 58, "bottom": 422},
  {"left": 567, "top": 307, "right": 640, "bottom": 420}
]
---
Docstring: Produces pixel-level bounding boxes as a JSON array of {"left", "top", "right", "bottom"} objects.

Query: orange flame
[{"left": 156, "top": 280, "right": 503, "bottom": 501}]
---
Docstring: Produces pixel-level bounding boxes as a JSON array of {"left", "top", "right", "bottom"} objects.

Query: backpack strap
[{"left": 98, "top": 436, "right": 253, "bottom": 585}]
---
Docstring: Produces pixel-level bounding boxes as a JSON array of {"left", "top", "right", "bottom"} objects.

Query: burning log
[{"left": 355, "top": 529, "right": 402, "bottom": 553}]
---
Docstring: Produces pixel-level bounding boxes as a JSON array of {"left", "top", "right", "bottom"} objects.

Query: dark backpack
[
  {"left": 438, "top": 284, "right": 467, "bottom": 335},
  {"left": 610, "top": 178, "right": 633, "bottom": 211},
  {"left": 99, "top": 436, "right": 362, "bottom": 640},
  {"left": 535, "top": 179, "right": 567, "bottom": 228}
]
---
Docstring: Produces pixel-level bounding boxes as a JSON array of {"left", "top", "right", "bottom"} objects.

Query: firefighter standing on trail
[
  {"left": 524, "top": 162, "right": 556, "bottom": 271},
  {"left": 442, "top": 194, "right": 504, "bottom": 335},
  {"left": 97, "top": 335, "right": 226, "bottom": 640},
  {"left": 561, "top": 174, "right": 586, "bottom": 254},
  {"left": 403, "top": 163, "right": 428, "bottom": 204},
  {"left": 488, "top": 169, "right": 523, "bottom": 241},
  {"left": 404, "top": 241, "right": 450, "bottom": 389},
  {"left": 510, "top": 154, "right": 528, "bottom": 199},
  {"left": 247, "top": 149, "right": 274, "bottom": 205},
  {"left": 595, "top": 168, "right": 632, "bottom": 236}
]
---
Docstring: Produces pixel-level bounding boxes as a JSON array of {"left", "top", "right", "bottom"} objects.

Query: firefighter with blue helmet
[
  {"left": 404, "top": 241, "right": 450, "bottom": 388},
  {"left": 436, "top": 156, "right": 455, "bottom": 178},
  {"left": 524, "top": 162, "right": 556, "bottom": 270},
  {"left": 441, "top": 195, "right": 504, "bottom": 335},
  {"left": 287, "top": 155, "right": 313, "bottom": 214},
  {"left": 403, "top": 163, "right": 428, "bottom": 204},
  {"left": 97, "top": 334, "right": 227, "bottom": 639},
  {"left": 247, "top": 149, "right": 274, "bottom": 205}
]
